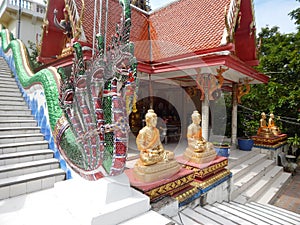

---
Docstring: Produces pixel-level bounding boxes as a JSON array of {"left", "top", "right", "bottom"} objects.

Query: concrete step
[
  {"left": 234, "top": 166, "right": 283, "bottom": 204},
  {"left": 0, "top": 91, "right": 21, "bottom": 97},
  {"left": 232, "top": 160, "right": 274, "bottom": 200},
  {"left": 0, "top": 158, "right": 60, "bottom": 179},
  {"left": 0, "top": 76, "right": 15, "bottom": 82},
  {"left": 244, "top": 202, "right": 300, "bottom": 224},
  {"left": 0, "top": 86, "right": 20, "bottom": 93},
  {"left": 177, "top": 201, "right": 300, "bottom": 225},
  {"left": 0, "top": 169, "right": 65, "bottom": 200},
  {"left": 179, "top": 207, "right": 222, "bottom": 225},
  {"left": 0, "top": 80, "right": 18, "bottom": 86},
  {"left": 256, "top": 172, "right": 292, "bottom": 204},
  {"left": 203, "top": 204, "right": 254, "bottom": 225},
  {"left": 193, "top": 205, "right": 238, "bottom": 225},
  {"left": 230, "top": 153, "right": 267, "bottom": 180},
  {"left": 227, "top": 201, "right": 295, "bottom": 224},
  {"left": 0, "top": 149, "right": 54, "bottom": 166},
  {"left": 0, "top": 71, "right": 11, "bottom": 74},
  {"left": 0, "top": 109, "right": 32, "bottom": 116},
  {"left": 212, "top": 202, "right": 270, "bottom": 225},
  {"left": 0, "top": 118, "right": 37, "bottom": 127},
  {"left": 248, "top": 202, "right": 300, "bottom": 221},
  {"left": 0, "top": 120, "right": 37, "bottom": 127},
  {"left": 121, "top": 210, "right": 178, "bottom": 225},
  {"left": 0, "top": 140, "right": 49, "bottom": 154},
  {"left": 172, "top": 210, "right": 203, "bottom": 225},
  {"left": 0, "top": 113, "right": 34, "bottom": 120},
  {"left": 0, "top": 68, "right": 11, "bottom": 72},
  {"left": 0, "top": 95, "right": 25, "bottom": 102},
  {"left": 0, "top": 104, "right": 29, "bottom": 110},
  {"left": 0, "top": 127, "right": 41, "bottom": 135},
  {"left": 0, "top": 133, "right": 44, "bottom": 144},
  {"left": 0, "top": 99, "right": 26, "bottom": 106},
  {"left": 227, "top": 148, "right": 259, "bottom": 170},
  {"left": 0, "top": 83, "right": 18, "bottom": 89},
  {"left": 222, "top": 202, "right": 281, "bottom": 225}
]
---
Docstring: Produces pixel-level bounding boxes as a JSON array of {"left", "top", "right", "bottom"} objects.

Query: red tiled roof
[
  {"left": 149, "top": 0, "right": 231, "bottom": 61},
  {"left": 76, "top": 0, "right": 232, "bottom": 62}
]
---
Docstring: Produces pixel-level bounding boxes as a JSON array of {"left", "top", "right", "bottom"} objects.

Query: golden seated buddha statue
[
  {"left": 183, "top": 111, "right": 216, "bottom": 164},
  {"left": 133, "top": 109, "right": 180, "bottom": 183},
  {"left": 268, "top": 113, "right": 281, "bottom": 136},
  {"left": 257, "top": 112, "right": 274, "bottom": 138}
]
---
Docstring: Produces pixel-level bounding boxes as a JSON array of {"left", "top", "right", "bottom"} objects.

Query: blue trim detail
[{"left": 179, "top": 173, "right": 232, "bottom": 207}]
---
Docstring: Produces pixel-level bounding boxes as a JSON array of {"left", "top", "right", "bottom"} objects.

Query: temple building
[
  {"left": 1, "top": 1, "right": 299, "bottom": 223},
  {"left": 37, "top": 0, "right": 269, "bottom": 147}
]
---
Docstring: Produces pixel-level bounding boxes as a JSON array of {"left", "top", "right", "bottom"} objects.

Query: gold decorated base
[
  {"left": 177, "top": 155, "right": 228, "bottom": 180},
  {"left": 125, "top": 167, "right": 195, "bottom": 202},
  {"left": 191, "top": 169, "right": 231, "bottom": 190},
  {"left": 183, "top": 147, "right": 217, "bottom": 164},
  {"left": 133, "top": 159, "right": 181, "bottom": 183},
  {"left": 252, "top": 134, "right": 287, "bottom": 147}
]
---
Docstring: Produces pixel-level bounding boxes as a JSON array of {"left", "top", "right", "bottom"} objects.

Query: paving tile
[{"left": 273, "top": 167, "right": 300, "bottom": 214}]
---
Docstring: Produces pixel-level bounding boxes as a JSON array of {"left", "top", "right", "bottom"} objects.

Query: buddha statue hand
[
  {"left": 140, "top": 149, "right": 164, "bottom": 166},
  {"left": 188, "top": 138, "right": 206, "bottom": 152}
]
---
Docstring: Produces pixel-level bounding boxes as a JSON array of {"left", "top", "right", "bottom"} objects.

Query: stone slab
[
  {"left": 125, "top": 167, "right": 194, "bottom": 201},
  {"left": 54, "top": 173, "right": 150, "bottom": 225},
  {"left": 176, "top": 155, "right": 228, "bottom": 180},
  {"left": 176, "top": 155, "right": 227, "bottom": 169}
]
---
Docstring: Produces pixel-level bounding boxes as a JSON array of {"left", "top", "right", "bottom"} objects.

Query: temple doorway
[{"left": 129, "top": 96, "right": 181, "bottom": 144}]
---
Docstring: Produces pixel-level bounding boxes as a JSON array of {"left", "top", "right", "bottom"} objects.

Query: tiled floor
[{"left": 273, "top": 166, "right": 300, "bottom": 214}]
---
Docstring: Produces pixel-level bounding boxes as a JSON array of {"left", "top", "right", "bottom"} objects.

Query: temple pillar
[
  {"left": 202, "top": 92, "right": 209, "bottom": 141},
  {"left": 182, "top": 87, "right": 187, "bottom": 140},
  {"left": 231, "top": 83, "right": 238, "bottom": 147}
]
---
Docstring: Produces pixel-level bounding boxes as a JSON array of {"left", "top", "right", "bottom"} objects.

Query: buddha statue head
[
  {"left": 191, "top": 110, "right": 201, "bottom": 125},
  {"left": 145, "top": 109, "right": 157, "bottom": 128}
]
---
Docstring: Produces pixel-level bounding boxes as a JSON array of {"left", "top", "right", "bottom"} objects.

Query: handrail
[{"left": 7, "top": 0, "right": 46, "bottom": 14}]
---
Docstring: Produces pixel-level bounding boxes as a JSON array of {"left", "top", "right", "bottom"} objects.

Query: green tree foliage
[
  {"left": 289, "top": 0, "right": 300, "bottom": 30},
  {"left": 238, "top": 4, "right": 300, "bottom": 137},
  {"left": 27, "top": 40, "right": 42, "bottom": 71}
]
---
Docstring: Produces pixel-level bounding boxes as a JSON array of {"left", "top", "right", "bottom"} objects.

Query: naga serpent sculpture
[{"left": 0, "top": 0, "right": 138, "bottom": 180}]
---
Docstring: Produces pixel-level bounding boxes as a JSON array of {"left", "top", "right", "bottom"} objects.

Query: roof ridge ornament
[{"left": 224, "top": 0, "right": 241, "bottom": 43}]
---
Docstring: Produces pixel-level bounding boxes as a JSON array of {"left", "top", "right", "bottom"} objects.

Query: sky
[{"left": 150, "top": 0, "right": 300, "bottom": 34}]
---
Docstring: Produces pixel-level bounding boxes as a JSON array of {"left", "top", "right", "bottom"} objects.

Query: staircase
[
  {"left": 169, "top": 148, "right": 295, "bottom": 224},
  {"left": 172, "top": 201, "right": 300, "bottom": 224},
  {"left": 228, "top": 148, "right": 291, "bottom": 204},
  {"left": 0, "top": 57, "right": 65, "bottom": 200}
]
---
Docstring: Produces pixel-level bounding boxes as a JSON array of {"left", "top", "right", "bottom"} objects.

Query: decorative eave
[
  {"left": 137, "top": 44, "right": 235, "bottom": 73},
  {"left": 137, "top": 43, "right": 268, "bottom": 85},
  {"left": 136, "top": 41, "right": 268, "bottom": 84}
]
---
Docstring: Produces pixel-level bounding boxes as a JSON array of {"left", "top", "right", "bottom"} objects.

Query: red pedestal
[
  {"left": 176, "top": 155, "right": 228, "bottom": 180},
  {"left": 252, "top": 134, "right": 287, "bottom": 148},
  {"left": 125, "top": 168, "right": 195, "bottom": 202}
]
